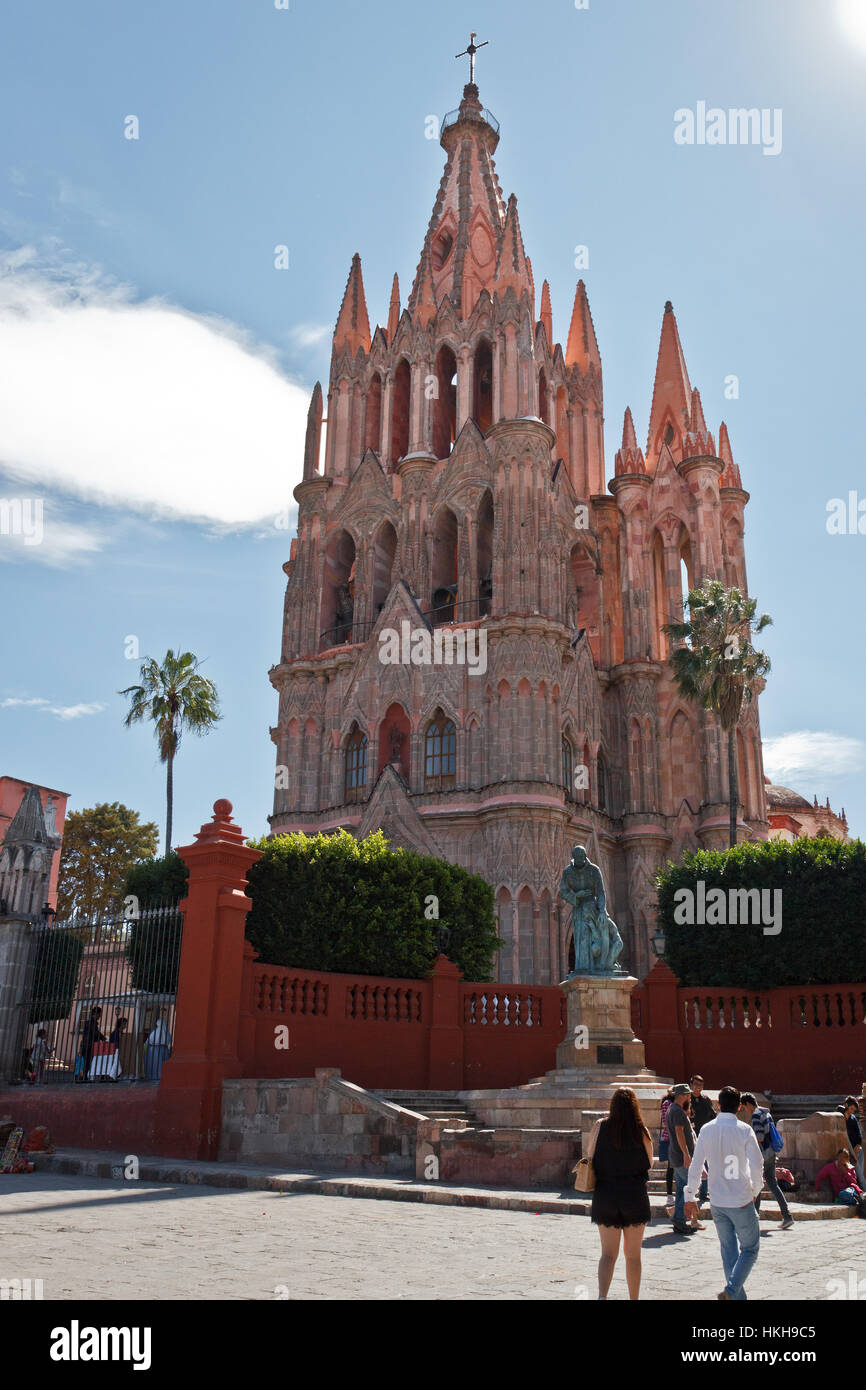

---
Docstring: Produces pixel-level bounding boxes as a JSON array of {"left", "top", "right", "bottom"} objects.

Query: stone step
[{"left": 770, "top": 1095, "right": 846, "bottom": 1120}]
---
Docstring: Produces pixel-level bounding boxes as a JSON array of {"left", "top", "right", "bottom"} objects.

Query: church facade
[{"left": 268, "top": 81, "right": 768, "bottom": 984}]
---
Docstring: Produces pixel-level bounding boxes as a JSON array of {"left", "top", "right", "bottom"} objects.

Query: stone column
[{"left": 0, "top": 915, "right": 38, "bottom": 1082}]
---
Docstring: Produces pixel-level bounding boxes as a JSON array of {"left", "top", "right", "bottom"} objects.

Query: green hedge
[
  {"left": 244, "top": 829, "right": 501, "bottom": 981},
  {"left": 656, "top": 837, "right": 866, "bottom": 988}
]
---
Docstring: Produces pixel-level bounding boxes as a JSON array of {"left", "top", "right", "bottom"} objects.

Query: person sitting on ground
[
  {"left": 814, "top": 1149, "right": 866, "bottom": 1217},
  {"left": 739, "top": 1093, "right": 794, "bottom": 1230}
]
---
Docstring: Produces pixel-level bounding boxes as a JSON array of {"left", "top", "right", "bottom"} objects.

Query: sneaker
[
  {"left": 781, "top": 1217, "right": 795, "bottom": 1230},
  {"left": 672, "top": 1222, "right": 694, "bottom": 1235}
]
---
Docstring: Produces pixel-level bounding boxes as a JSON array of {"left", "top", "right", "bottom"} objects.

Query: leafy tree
[
  {"left": 244, "top": 829, "right": 501, "bottom": 981},
  {"left": 119, "top": 649, "right": 221, "bottom": 855},
  {"left": 29, "top": 930, "right": 84, "bottom": 1023},
  {"left": 655, "top": 837, "right": 866, "bottom": 987},
  {"left": 124, "top": 853, "right": 189, "bottom": 908},
  {"left": 665, "top": 579, "right": 771, "bottom": 848},
  {"left": 56, "top": 803, "right": 159, "bottom": 920}
]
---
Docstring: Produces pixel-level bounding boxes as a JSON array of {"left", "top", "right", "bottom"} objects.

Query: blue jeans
[
  {"left": 712, "top": 1201, "right": 761, "bottom": 1300},
  {"left": 673, "top": 1165, "right": 689, "bottom": 1225}
]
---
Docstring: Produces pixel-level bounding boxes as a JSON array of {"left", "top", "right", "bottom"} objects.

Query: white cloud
[
  {"left": 762, "top": 730, "right": 866, "bottom": 786},
  {"left": 0, "top": 248, "right": 311, "bottom": 527},
  {"left": 0, "top": 495, "right": 106, "bottom": 567},
  {"left": 286, "top": 322, "right": 331, "bottom": 350},
  {"left": 0, "top": 696, "right": 105, "bottom": 720}
]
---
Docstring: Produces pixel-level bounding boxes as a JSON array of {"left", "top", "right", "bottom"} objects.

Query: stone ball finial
[{"left": 213, "top": 799, "right": 233, "bottom": 818}]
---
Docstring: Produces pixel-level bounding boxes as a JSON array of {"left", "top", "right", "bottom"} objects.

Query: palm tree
[
  {"left": 664, "top": 580, "right": 771, "bottom": 849},
  {"left": 119, "top": 650, "right": 221, "bottom": 854}
]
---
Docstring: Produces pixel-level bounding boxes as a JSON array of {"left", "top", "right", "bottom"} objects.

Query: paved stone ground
[{"left": 1, "top": 1172, "right": 863, "bottom": 1300}]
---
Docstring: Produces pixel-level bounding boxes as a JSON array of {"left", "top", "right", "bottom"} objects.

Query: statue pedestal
[
  {"left": 555, "top": 974, "right": 646, "bottom": 1072},
  {"left": 460, "top": 971, "right": 672, "bottom": 1140}
]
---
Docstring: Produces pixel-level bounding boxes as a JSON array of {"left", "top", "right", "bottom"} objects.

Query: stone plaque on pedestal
[{"left": 555, "top": 973, "right": 646, "bottom": 1072}]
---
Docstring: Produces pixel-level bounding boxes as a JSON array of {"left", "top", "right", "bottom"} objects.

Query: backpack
[{"left": 767, "top": 1117, "right": 784, "bottom": 1154}]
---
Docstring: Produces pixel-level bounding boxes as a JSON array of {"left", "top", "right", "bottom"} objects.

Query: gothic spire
[
  {"left": 539, "top": 279, "right": 553, "bottom": 345},
  {"left": 386, "top": 273, "right": 401, "bottom": 344},
  {"left": 565, "top": 280, "right": 601, "bottom": 375},
  {"left": 718, "top": 421, "right": 742, "bottom": 488},
  {"left": 302, "top": 381, "right": 323, "bottom": 479},
  {"left": 494, "top": 193, "right": 533, "bottom": 298},
  {"left": 333, "top": 252, "right": 371, "bottom": 355},
  {"left": 646, "top": 300, "right": 692, "bottom": 460}
]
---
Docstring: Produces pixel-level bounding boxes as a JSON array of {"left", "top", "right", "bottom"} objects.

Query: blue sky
[{"left": 1, "top": 0, "right": 865, "bottom": 849}]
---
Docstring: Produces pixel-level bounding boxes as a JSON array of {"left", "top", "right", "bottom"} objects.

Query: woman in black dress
[{"left": 588, "top": 1086, "right": 653, "bottom": 1300}]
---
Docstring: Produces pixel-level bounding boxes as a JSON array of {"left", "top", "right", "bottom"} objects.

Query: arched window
[
  {"left": 477, "top": 490, "right": 494, "bottom": 617},
  {"left": 561, "top": 736, "right": 574, "bottom": 801},
  {"left": 433, "top": 345, "right": 457, "bottom": 458},
  {"left": 431, "top": 506, "right": 458, "bottom": 622},
  {"left": 597, "top": 751, "right": 608, "bottom": 813},
  {"left": 321, "top": 529, "right": 356, "bottom": 649},
  {"left": 391, "top": 359, "right": 410, "bottom": 465},
  {"left": 538, "top": 368, "right": 549, "bottom": 425},
  {"left": 472, "top": 339, "right": 493, "bottom": 435},
  {"left": 371, "top": 520, "right": 397, "bottom": 618},
  {"left": 425, "top": 710, "right": 456, "bottom": 789},
  {"left": 344, "top": 726, "right": 367, "bottom": 804},
  {"left": 365, "top": 374, "right": 383, "bottom": 455}
]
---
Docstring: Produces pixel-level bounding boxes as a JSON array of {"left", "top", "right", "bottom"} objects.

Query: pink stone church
[{"left": 269, "top": 79, "right": 769, "bottom": 985}]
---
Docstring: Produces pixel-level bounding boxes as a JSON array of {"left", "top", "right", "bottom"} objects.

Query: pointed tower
[
  {"left": 538, "top": 280, "right": 553, "bottom": 347},
  {"left": 563, "top": 280, "right": 604, "bottom": 495},
  {"left": 386, "top": 274, "right": 400, "bottom": 344},
  {"left": 614, "top": 407, "right": 645, "bottom": 475},
  {"left": 410, "top": 82, "right": 506, "bottom": 321},
  {"left": 270, "top": 57, "right": 765, "bottom": 988},
  {"left": 0, "top": 785, "right": 51, "bottom": 917},
  {"left": 646, "top": 301, "right": 692, "bottom": 466}
]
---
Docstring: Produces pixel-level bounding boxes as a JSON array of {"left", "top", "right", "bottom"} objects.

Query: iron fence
[{"left": 4, "top": 901, "right": 182, "bottom": 1087}]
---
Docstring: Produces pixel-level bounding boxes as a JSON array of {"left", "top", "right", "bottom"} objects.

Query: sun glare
[{"left": 839, "top": 0, "right": 866, "bottom": 53}]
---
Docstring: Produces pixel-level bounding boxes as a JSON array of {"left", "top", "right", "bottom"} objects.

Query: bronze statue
[{"left": 559, "top": 845, "right": 624, "bottom": 976}]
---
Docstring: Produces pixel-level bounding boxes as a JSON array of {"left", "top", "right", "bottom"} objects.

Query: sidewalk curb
[{"left": 27, "top": 1150, "right": 855, "bottom": 1220}]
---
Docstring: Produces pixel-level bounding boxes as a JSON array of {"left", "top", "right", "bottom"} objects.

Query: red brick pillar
[
  {"left": 642, "top": 959, "right": 685, "bottom": 1079},
  {"left": 427, "top": 955, "right": 465, "bottom": 1090},
  {"left": 154, "top": 799, "right": 261, "bottom": 1159}
]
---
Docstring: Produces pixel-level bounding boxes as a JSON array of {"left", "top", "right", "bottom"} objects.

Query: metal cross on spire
[{"left": 455, "top": 32, "right": 488, "bottom": 84}]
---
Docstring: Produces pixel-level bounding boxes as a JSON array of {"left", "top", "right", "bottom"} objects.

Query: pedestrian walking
[
  {"left": 589, "top": 1087, "right": 653, "bottom": 1300},
  {"left": 740, "top": 1093, "right": 794, "bottom": 1230},
  {"left": 667, "top": 1083, "right": 697, "bottom": 1235},
  {"left": 659, "top": 1088, "right": 675, "bottom": 1217},
  {"left": 684, "top": 1084, "right": 764, "bottom": 1301}
]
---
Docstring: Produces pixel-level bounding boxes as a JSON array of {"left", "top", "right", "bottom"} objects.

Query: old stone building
[{"left": 268, "top": 79, "right": 768, "bottom": 983}]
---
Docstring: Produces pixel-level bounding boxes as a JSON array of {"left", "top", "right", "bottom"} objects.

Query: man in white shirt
[{"left": 684, "top": 1084, "right": 764, "bottom": 1301}]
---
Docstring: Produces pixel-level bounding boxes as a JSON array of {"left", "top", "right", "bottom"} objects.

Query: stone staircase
[
  {"left": 769, "top": 1095, "right": 841, "bottom": 1121},
  {"left": 379, "top": 1090, "right": 477, "bottom": 1126}
]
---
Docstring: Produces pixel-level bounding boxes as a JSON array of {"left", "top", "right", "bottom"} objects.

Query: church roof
[
  {"left": 3, "top": 784, "right": 49, "bottom": 847},
  {"left": 764, "top": 783, "right": 812, "bottom": 812}
]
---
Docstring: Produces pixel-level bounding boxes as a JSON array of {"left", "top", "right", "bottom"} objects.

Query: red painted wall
[
  {"left": 633, "top": 964, "right": 866, "bottom": 1094},
  {"left": 0, "top": 1085, "right": 157, "bottom": 1153},
  {"left": 240, "top": 958, "right": 566, "bottom": 1092}
]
